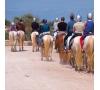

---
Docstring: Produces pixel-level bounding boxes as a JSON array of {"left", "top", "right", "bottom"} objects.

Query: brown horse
[{"left": 56, "top": 34, "right": 67, "bottom": 63}]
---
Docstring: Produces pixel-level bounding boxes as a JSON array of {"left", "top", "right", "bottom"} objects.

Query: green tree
[
  {"left": 48, "top": 21, "right": 54, "bottom": 35},
  {"left": 5, "top": 19, "right": 11, "bottom": 27},
  {"left": 13, "top": 17, "right": 20, "bottom": 24}
]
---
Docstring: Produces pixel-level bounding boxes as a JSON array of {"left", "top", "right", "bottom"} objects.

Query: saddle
[{"left": 44, "top": 33, "right": 50, "bottom": 35}]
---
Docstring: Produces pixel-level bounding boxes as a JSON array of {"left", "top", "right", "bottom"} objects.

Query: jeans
[
  {"left": 64, "top": 32, "right": 72, "bottom": 47},
  {"left": 38, "top": 34, "right": 44, "bottom": 44}
]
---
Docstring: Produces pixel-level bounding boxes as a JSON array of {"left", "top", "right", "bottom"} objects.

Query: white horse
[
  {"left": 40, "top": 35, "right": 53, "bottom": 61},
  {"left": 31, "top": 31, "right": 39, "bottom": 52},
  {"left": 83, "top": 35, "right": 94, "bottom": 73},
  {"left": 67, "top": 36, "right": 84, "bottom": 71},
  {"left": 9, "top": 31, "right": 18, "bottom": 52},
  {"left": 53, "top": 31, "right": 59, "bottom": 52},
  {"left": 17, "top": 30, "right": 25, "bottom": 51}
]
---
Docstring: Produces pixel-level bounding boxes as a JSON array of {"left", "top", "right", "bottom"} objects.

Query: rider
[
  {"left": 16, "top": 19, "right": 26, "bottom": 38},
  {"left": 52, "top": 18, "right": 59, "bottom": 36},
  {"left": 63, "top": 13, "right": 76, "bottom": 52},
  {"left": 67, "top": 15, "right": 84, "bottom": 52},
  {"left": 56, "top": 17, "right": 67, "bottom": 38},
  {"left": 10, "top": 22, "right": 16, "bottom": 31},
  {"left": 30, "top": 18, "right": 39, "bottom": 40},
  {"left": 38, "top": 19, "right": 50, "bottom": 47},
  {"left": 80, "top": 13, "right": 94, "bottom": 53},
  {"left": 31, "top": 18, "right": 39, "bottom": 33}
]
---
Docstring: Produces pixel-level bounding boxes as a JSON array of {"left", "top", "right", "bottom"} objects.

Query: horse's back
[
  {"left": 83, "top": 35, "right": 94, "bottom": 52},
  {"left": 42, "top": 35, "right": 53, "bottom": 57},
  {"left": 43, "top": 35, "right": 53, "bottom": 42},
  {"left": 57, "top": 34, "right": 66, "bottom": 45},
  {"left": 9, "top": 31, "right": 18, "bottom": 40},
  {"left": 71, "top": 36, "right": 81, "bottom": 51},
  {"left": 18, "top": 30, "right": 24, "bottom": 36}
]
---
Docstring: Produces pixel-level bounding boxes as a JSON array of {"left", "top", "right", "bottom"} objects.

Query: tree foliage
[
  {"left": 5, "top": 13, "right": 54, "bottom": 40},
  {"left": 5, "top": 19, "right": 11, "bottom": 27}
]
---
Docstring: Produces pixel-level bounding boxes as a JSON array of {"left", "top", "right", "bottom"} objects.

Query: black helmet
[
  {"left": 70, "top": 13, "right": 75, "bottom": 20},
  {"left": 43, "top": 19, "right": 47, "bottom": 23}
]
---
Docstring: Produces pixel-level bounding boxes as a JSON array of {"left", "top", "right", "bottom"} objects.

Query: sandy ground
[{"left": 5, "top": 46, "right": 94, "bottom": 90}]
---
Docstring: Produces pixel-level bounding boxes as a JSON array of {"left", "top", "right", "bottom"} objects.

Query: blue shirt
[
  {"left": 53, "top": 22, "right": 59, "bottom": 32},
  {"left": 67, "top": 20, "right": 76, "bottom": 33},
  {"left": 85, "top": 20, "right": 94, "bottom": 33},
  {"left": 41, "top": 24, "right": 50, "bottom": 32}
]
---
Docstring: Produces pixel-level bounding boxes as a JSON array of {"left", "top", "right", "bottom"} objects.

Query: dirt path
[{"left": 5, "top": 46, "right": 94, "bottom": 90}]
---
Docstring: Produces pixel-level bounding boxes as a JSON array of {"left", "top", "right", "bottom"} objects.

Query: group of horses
[
  {"left": 55, "top": 32, "right": 94, "bottom": 73},
  {"left": 9, "top": 30, "right": 94, "bottom": 73}
]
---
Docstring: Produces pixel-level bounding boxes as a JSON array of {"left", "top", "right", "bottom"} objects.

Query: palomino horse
[
  {"left": 83, "top": 35, "right": 94, "bottom": 73},
  {"left": 41, "top": 35, "right": 53, "bottom": 61},
  {"left": 9, "top": 31, "right": 18, "bottom": 52},
  {"left": 17, "top": 30, "right": 25, "bottom": 51},
  {"left": 68, "top": 36, "right": 84, "bottom": 71},
  {"left": 56, "top": 33, "right": 67, "bottom": 63},
  {"left": 31, "top": 31, "right": 39, "bottom": 52}
]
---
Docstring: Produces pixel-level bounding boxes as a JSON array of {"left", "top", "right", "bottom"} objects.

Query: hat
[
  {"left": 33, "top": 18, "right": 36, "bottom": 21},
  {"left": 11, "top": 22, "right": 14, "bottom": 25}
]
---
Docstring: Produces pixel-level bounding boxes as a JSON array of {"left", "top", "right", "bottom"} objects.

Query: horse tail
[
  {"left": 20, "top": 31, "right": 24, "bottom": 47},
  {"left": 18, "top": 31, "right": 24, "bottom": 50},
  {"left": 89, "top": 37, "right": 94, "bottom": 72},
  {"left": 75, "top": 38, "right": 83, "bottom": 69},
  {"left": 32, "top": 32, "right": 36, "bottom": 49},
  {"left": 10, "top": 31, "right": 14, "bottom": 46},
  {"left": 44, "top": 35, "right": 51, "bottom": 57}
]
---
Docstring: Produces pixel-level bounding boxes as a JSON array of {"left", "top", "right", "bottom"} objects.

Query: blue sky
[{"left": 5, "top": 0, "right": 94, "bottom": 22}]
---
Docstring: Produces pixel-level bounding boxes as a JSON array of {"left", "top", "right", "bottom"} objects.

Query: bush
[{"left": 5, "top": 32, "right": 9, "bottom": 40}]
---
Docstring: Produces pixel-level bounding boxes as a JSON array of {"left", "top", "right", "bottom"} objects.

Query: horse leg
[
  {"left": 18, "top": 38, "right": 21, "bottom": 51},
  {"left": 14, "top": 39, "right": 17, "bottom": 52},
  {"left": 50, "top": 41, "right": 53, "bottom": 61},
  {"left": 50, "top": 50, "right": 52, "bottom": 61},
  {"left": 22, "top": 40, "right": 24, "bottom": 51},
  {"left": 41, "top": 48, "right": 43, "bottom": 60},
  {"left": 32, "top": 43, "right": 34, "bottom": 52}
]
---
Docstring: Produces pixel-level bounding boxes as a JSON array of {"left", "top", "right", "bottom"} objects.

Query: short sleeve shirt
[{"left": 73, "top": 22, "right": 84, "bottom": 33}]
